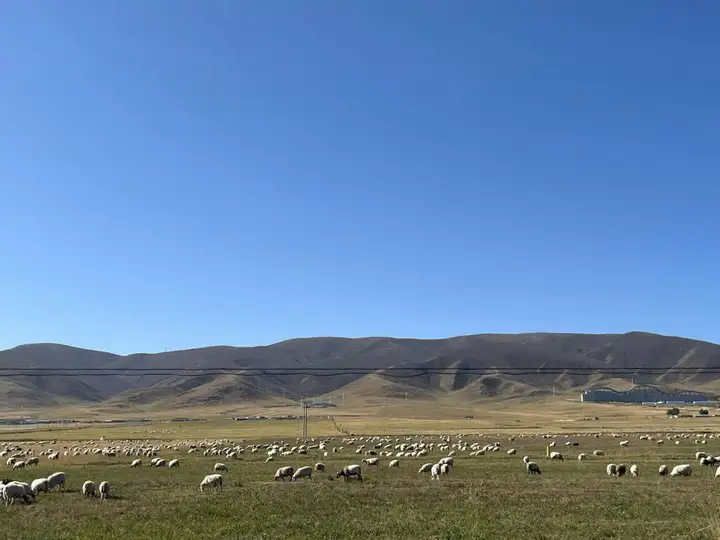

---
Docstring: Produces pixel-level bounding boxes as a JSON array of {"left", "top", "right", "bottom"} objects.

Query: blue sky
[{"left": 1, "top": 1, "right": 719, "bottom": 354}]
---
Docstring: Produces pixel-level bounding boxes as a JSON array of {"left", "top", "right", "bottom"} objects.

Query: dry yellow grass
[{"left": 1, "top": 395, "right": 717, "bottom": 440}]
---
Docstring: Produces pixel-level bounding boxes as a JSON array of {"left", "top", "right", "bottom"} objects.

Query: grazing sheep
[
  {"left": 619, "top": 440, "right": 629, "bottom": 447},
  {"left": 167, "top": 459, "right": 180, "bottom": 468},
  {"left": 274, "top": 466, "right": 294, "bottom": 481},
  {"left": 214, "top": 463, "right": 228, "bottom": 473},
  {"left": 430, "top": 463, "right": 442, "bottom": 480},
  {"left": 362, "top": 457, "right": 379, "bottom": 467},
  {"left": 670, "top": 464, "right": 692, "bottom": 477},
  {"left": 47, "top": 472, "right": 66, "bottom": 491},
  {"left": 12, "top": 461, "right": 25, "bottom": 470},
  {"left": 31, "top": 478, "right": 49, "bottom": 494},
  {"left": 606, "top": 463, "right": 618, "bottom": 476},
  {"left": 25, "top": 457, "right": 39, "bottom": 467},
  {"left": 577, "top": 453, "right": 587, "bottom": 461},
  {"left": 2, "top": 482, "right": 33, "bottom": 505},
  {"left": 617, "top": 464, "right": 627, "bottom": 477},
  {"left": 440, "top": 463, "right": 451, "bottom": 475},
  {"left": 336, "top": 464, "right": 363, "bottom": 481},
  {"left": 130, "top": 459, "right": 142, "bottom": 468},
  {"left": 291, "top": 466, "right": 313, "bottom": 481},
  {"left": 714, "top": 466, "right": 720, "bottom": 478},
  {"left": 314, "top": 463, "right": 326, "bottom": 472},
  {"left": 99, "top": 481, "right": 110, "bottom": 501},
  {"left": 549, "top": 452, "right": 564, "bottom": 461},
  {"left": 630, "top": 464, "right": 639, "bottom": 477},
  {"left": 418, "top": 463, "right": 433, "bottom": 474},
  {"left": 593, "top": 450, "right": 604, "bottom": 457},
  {"left": 507, "top": 449, "right": 516, "bottom": 456},
  {"left": 199, "top": 474, "right": 223, "bottom": 491},
  {"left": 659, "top": 465, "right": 668, "bottom": 476},
  {"left": 82, "top": 481, "right": 96, "bottom": 498},
  {"left": 523, "top": 456, "right": 541, "bottom": 475},
  {"left": 439, "top": 457, "right": 454, "bottom": 467},
  {"left": 388, "top": 460, "right": 400, "bottom": 468}
]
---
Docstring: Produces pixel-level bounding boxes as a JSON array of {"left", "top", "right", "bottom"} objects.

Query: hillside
[{"left": 0, "top": 332, "right": 718, "bottom": 408}]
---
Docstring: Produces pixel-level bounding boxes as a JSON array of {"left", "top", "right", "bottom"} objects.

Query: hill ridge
[{"left": 1, "top": 331, "right": 719, "bottom": 408}]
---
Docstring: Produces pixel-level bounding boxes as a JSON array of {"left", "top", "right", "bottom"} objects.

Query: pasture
[{"left": 2, "top": 425, "right": 720, "bottom": 539}]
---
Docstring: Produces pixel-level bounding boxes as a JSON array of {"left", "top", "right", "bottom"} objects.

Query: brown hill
[{"left": 0, "top": 331, "right": 718, "bottom": 408}]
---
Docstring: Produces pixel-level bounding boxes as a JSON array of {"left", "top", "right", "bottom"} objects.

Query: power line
[
  {"left": 0, "top": 366, "right": 715, "bottom": 372},
  {"left": 0, "top": 366, "right": 718, "bottom": 378}
]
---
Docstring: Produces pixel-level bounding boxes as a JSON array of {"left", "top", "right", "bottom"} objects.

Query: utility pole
[{"left": 301, "top": 398, "right": 309, "bottom": 441}]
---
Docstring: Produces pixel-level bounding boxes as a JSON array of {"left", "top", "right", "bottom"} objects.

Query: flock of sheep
[{"left": 1, "top": 429, "right": 717, "bottom": 506}]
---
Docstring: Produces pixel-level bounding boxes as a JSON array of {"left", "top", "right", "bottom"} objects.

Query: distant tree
[
  {"left": 699, "top": 408, "right": 709, "bottom": 416},
  {"left": 666, "top": 407, "right": 680, "bottom": 417}
]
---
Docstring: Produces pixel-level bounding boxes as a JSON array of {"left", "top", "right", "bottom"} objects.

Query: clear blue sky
[{"left": 2, "top": 1, "right": 719, "bottom": 354}]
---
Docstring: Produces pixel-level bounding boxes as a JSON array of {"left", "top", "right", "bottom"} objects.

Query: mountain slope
[{"left": 0, "top": 332, "right": 718, "bottom": 408}]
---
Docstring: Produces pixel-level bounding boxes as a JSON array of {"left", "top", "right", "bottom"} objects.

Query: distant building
[
  {"left": 308, "top": 401, "right": 336, "bottom": 408},
  {"left": 581, "top": 384, "right": 712, "bottom": 404}
]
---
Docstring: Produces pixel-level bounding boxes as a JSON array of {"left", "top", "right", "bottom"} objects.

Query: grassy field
[{"left": 2, "top": 399, "right": 720, "bottom": 539}]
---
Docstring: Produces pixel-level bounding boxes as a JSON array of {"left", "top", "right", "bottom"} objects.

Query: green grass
[{"left": 2, "top": 433, "right": 720, "bottom": 539}]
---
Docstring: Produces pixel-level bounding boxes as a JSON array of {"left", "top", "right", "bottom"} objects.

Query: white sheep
[
  {"left": 274, "top": 466, "right": 294, "bottom": 481},
  {"left": 47, "top": 472, "right": 66, "bottom": 491},
  {"left": 619, "top": 440, "right": 629, "bottom": 447},
  {"left": 167, "top": 459, "right": 180, "bottom": 468},
  {"left": 630, "top": 464, "right": 639, "bottom": 477},
  {"left": 439, "top": 456, "right": 454, "bottom": 467},
  {"left": 362, "top": 457, "right": 379, "bottom": 467},
  {"left": 130, "top": 459, "right": 142, "bottom": 468},
  {"left": 2, "top": 482, "right": 33, "bottom": 505},
  {"left": 577, "top": 453, "right": 587, "bottom": 461},
  {"left": 99, "top": 481, "right": 110, "bottom": 501},
  {"left": 714, "top": 466, "right": 720, "bottom": 478},
  {"left": 82, "top": 480, "right": 96, "bottom": 498},
  {"left": 430, "top": 463, "right": 442, "bottom": 480},
  {"left": 291, "top": 466, "right": 313, "bottom": 481},
  {"left": 199, "top": 474, "right": 223, "bottom": 491},
  {"left": 549, "top": 451, "right": 564, "bottom": 461},
  {"left": 25, "top": 457, "right": 39, "bottom": 467},
  {"left": 670, "top": 464, "right": 692, "bottom": 477},
  {"left": 31, "top": 478, "right": 49, "bottom": 494},
  {"left": 507, "top": 449, "right": 516, "bottom": 456},
  {"left": 12, "top": 461, "right": 25, "bottom": 470},
  {"left": 335, "top": 464, "right": 363, "bottom": 481},
  {"left": 418, "top": 463, "right": 433, "bottom": 474},
  {"left": 388, "top": 459, "right": 400, "bottom": 468},
  {"left": 214, "top": 463, "right": 228, "bottom": 473},
  {"left": 593, "top": 450, "right": 604, "bottom": 457},
  {"left": 659, "top": 464, "right": 668, "bottom": 476},
  {"left": 606, "top": 463, "right": 618, "bottom": 476},
  {"left": 314, "top": 462, "right": 326, "bottom": 472}
]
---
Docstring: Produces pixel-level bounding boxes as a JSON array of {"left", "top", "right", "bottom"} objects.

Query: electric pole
[{"left": 301, "top": 398, "right": 309, "bottom": 440}]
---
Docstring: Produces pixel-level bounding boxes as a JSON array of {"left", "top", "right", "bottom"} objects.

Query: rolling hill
[{"left": 0, "top": 331, "right": 718, "bottom": 408}]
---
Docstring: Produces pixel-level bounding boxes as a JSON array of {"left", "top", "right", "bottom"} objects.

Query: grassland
[{"left": 2, "top": 399, "right": 720, "bottom": 539}]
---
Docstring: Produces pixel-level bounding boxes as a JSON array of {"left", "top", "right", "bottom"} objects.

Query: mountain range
[{"left": 1, "top": 331, "right": 719, "bottom": 409}]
